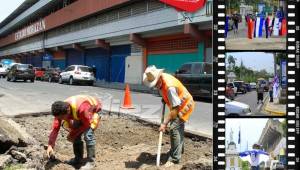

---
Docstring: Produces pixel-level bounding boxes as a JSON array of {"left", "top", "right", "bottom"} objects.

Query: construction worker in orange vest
[
  {"left": 143, "top": 65, "right": 195, "bottom": 167},
  {"left": 46, "top": 95, "right": 102, "bottom": 169}
]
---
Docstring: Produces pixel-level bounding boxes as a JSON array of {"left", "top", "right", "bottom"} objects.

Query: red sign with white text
[{"left": 159, "top": 0, "right": 206, "bottom": 13}]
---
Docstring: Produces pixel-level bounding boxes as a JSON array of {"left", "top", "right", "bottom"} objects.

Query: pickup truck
[{"left": 175, "top": 62, "right": 212, "bottom": 99}]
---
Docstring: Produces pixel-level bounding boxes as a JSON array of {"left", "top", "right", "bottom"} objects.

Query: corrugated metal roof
[{"left": 0, "top": 0, "right": 39, "bottom": 29}]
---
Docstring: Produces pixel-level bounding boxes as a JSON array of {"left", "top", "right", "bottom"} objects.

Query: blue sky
[
  {"left": 0, "top": 0, "right": 25, "bottom": 22},
  {"left": 226, "top": 52, "right": 275, "bottom": 74},
  {"left": 226, "top": 118, "right": 285, "bottom": 152}
]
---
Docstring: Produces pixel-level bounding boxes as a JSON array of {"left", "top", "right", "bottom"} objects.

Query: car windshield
[
  {"left": 18, "top": 64, "right": 32, "bottom": 70},
  {"left": 79, "top": 66, "right": 92, "bottom": 72},
  {"left": 193, "top": 63, "right": 212, "bottom": 74}
]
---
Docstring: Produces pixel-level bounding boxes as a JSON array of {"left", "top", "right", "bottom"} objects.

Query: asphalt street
[
  {"left": 0, "top": 78, "right": 212, "bottom": 138},
  {"left": 234, "top": 90, "right": 268, "bottom": 115},
  {"left": 226, "top": 19, "right": 286, "bottom": 50}
]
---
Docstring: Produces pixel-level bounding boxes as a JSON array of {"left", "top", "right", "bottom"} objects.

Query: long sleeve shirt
[{"left": 48, "top": 101, "right": 101, "bottom": 148}]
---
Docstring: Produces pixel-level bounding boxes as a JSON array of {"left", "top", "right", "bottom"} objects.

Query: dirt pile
[{"left": 2, "top": 115, "right": 212, "bottom": 169}]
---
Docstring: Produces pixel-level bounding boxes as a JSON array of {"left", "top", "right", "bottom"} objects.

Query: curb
[{"left": 264, "top": 106, "right": 285, "bottom": 116}]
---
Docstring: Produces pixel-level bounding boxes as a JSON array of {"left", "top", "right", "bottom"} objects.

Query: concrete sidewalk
[
  {"left": 94, "top": 81, "right": 154, "bottom": 94},
  {"left": 263, "top": 98, "right": 286, "bottom": 116}
]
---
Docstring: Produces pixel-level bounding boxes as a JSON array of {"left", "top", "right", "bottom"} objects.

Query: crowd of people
[{"left": 225, "top": 10, "right": 287, "bottom": 39}]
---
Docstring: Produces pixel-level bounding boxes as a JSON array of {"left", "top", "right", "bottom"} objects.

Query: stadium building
[{"left": 0, "top": 0, "right": 212, "bottom": 84}]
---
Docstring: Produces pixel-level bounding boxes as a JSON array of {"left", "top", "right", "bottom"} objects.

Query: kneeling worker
[
  {"left": 143, "top": 65, "right": 195, "bottom": 167},
  {"left": 46, "top": 95, "right": 102, "bottom": 169}
]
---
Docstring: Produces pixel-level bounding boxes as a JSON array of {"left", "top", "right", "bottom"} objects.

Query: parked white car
[
  {"left": 225, "top": 98, "right": 251, "bottom": 116},
  {"left": 0, "top": 63, "right": 8, "bottom": 78},
  {"left": 59, "top": 65, "right": 95, "bottom": 86},
  {"left": 250, "top": 82, "right": 257, "bottom": 89}
]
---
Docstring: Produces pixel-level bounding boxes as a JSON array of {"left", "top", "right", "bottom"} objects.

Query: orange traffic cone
[{"left": 121, "top": 84, "right": 135, "bottom": 109}]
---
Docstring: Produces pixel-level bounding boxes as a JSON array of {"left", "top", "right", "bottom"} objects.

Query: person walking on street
[
  {"left": 143, "top": 65, "right": 195, "bottom": 167},
  {"left": 46, "top": 95, "right": 102, "bottom": 169},
  {"left": 269, "top": 82, "right": 274, "bottom": 102},
  {"left": 265, "top": 15, "right": 270, "bottom": 38},
  {"left": 256, "top": 83, "right": 264, "bottom": 104},
  {"left": 232, "top": 12, "right": 239, "bottom": 37}
]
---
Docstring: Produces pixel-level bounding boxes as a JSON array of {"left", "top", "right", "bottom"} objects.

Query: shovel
[{"left": 156, "top": 103, "right": 165, "bottom": 167}]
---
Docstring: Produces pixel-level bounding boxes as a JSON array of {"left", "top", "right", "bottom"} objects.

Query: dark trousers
[
  {"left": 269, "top": 91, "right": 273, "bottom": 102},
  {"left": 168, "top": 117, "right": 185, "bottom": 163},
  {"left": 257, "top": 92, "right": 263, "bottom": 102}
]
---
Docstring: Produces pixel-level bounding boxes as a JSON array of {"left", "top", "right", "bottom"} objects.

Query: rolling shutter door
[{"left": 85, "top": 48, "right": 110, "bottom": 81}]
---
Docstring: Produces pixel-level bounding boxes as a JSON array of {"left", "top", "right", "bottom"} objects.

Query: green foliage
[
  {"left": 275, "top": 53, "right": 287, "bottom": 65},
  {"left": 230, "top": 64, "right": 272, "bottom": 83},
  {"left": 4, "top": 164, "right": 24, "bottom": 170},
  {"left": 280, "top": 120, "right": 287, "bottom": 137},
  {"left": 242, "top": 161, "right": 250, "bottom": 170}
]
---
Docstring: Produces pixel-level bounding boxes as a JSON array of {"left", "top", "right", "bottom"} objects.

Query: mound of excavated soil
[{"left": 12, "top": 115, "right": 212, "bottom": 170}]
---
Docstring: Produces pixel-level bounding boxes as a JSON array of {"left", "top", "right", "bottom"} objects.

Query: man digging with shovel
[
  {"left": 46, "top": 95, "right": 102, "bottom": 169},
  {"left": 143, "top": 65, "right": 195, "bottom": 167}
]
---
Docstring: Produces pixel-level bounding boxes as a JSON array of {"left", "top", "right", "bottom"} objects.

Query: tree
[{"left": 227, "top": 55, "right": 236, "bottom": 70}]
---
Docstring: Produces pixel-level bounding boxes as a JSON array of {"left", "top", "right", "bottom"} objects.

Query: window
[
  {"left": 79, "top": 66, "right": 92, "bottom": 72},
  {"left": 178, "top": 64, "right": 192, "bottom": 74},
  {"left": 66, "top": 66, "right": 74, "bottom": 71},
  {"left": 193, "top": 63, "right": 202, "bottom": 74},
  {"left": 17, "top": 64, "right": 31, "bottom": 70},
  {"left": 203, "top": 63, "right": 212, "bottom": 74}
]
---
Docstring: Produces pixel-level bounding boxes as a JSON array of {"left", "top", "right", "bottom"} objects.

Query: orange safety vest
[
  {"left": 160, "top": 73, "right": 195, "bottom": 122},
  {"left": 63, "top": 95, "right": 100, "bottom": 130}
]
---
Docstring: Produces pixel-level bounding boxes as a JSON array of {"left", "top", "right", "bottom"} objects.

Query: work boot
[
  {"left": 81, "top": 145, "right": 96, "bottom": 170},
  {"left": 67, "top": 141, "right": 84, "bottom": 166}
]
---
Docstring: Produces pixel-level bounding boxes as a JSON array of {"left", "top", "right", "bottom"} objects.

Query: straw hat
[{"left": 143, "top": 65, "right": 164, "bottom": 88}]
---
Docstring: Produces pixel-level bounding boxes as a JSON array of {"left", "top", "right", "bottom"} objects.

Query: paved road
[
  {"left": 0, "top": 78, "right": 212, "bottom": 138},
  {"left": 226, "top": 19, "right": 286, "bottom": 50},
  {"left": 234, "top": 90, "right": 268, "bottom": 115}
]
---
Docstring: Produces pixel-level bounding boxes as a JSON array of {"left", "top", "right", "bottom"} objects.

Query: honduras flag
[
  {"left": 225, "top": 16, "right": 229, "bottom": 38},
  {"left": 239, "top": 149, "right": 269, "bottom": 166},
  {"left": 273, "top": 18, "right": 281, "bottom": 36},
  {"left": 273, "top": 75, "right": 280, "bottom": 98},
  {"left": 254, "top": 17, "right": 265, "bottom": 38}
]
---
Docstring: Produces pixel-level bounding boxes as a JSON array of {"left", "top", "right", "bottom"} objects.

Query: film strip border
[
  {"left": 213, "top": 0, "right": 300, "bottom": 169},
  {"left": 287, "top": 1, "right": 299, "bottom": 169},
  {"left": 213, "top": 0, "right": 226, "bottom": 169}
]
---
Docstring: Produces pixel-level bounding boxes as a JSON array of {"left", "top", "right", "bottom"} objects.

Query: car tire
[
  {"left": 69, "top": 77, "right": 74, "bottom": 85},
  {"left": 31, "top": 79, "right": 34, "bottom": 83},
  {"left": 6, "top": 77, "right": 10, "bottom": 81},
  {"left": 23, "top": 79, "right": 27, "bottom": 82},
  {"left": 88, "top": 81, "right": 94, "bottom": 86},
  {"left": 58, "top": 77, "right": 63, "bottom": 84}
]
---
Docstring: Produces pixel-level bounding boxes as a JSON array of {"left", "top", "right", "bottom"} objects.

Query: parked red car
[
  {"left": 226, "top": 84, "right": 235, "bottom": 100},
  {"left": 34, "top": 67, "right": 46, "bottom": 80}
]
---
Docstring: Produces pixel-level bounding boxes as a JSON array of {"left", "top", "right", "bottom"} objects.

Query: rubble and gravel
[{"left": 0, "top": 115, "right": 212, "bottom": 169}]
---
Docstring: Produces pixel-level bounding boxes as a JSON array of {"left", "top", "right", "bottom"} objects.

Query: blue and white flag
[
  {"left": 239, "top": 149, "right": 270, "bottom": 166},
  {"left": 273, "top": 18, "right": 281, "bottom": 36},
  {"left": 225, "top": 16, "right": 229, "bottom": 38},
  {"left": 273, "top": 75, "right": 280, "bottom": 98},
  {"left": 238, "top": 127, "right": 241, "bottom": 144},
  {"left": 254, "top": 17, "right": 265, "bottom": 38}
]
